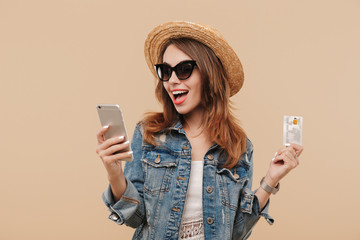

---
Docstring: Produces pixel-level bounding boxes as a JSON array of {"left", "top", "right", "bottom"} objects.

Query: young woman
[{"left": 96, "top": 21, "right": 303, "bottom": 240}]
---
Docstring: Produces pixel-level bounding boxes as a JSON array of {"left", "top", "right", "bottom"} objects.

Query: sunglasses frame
[{"left": 154, "top": 60, "right": 197, "bottom": 82}]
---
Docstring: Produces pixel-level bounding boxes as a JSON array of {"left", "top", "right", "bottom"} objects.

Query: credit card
[{"left": 283, "top": 116, "right": 303, "bottom": 146}]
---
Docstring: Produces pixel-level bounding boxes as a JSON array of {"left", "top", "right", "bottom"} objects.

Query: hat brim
[{"left": 144, "top": 21, "right": 244, "bottom": 97}]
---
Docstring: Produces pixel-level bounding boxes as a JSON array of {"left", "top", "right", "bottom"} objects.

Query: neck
[{"left": 182, "top": 106, "right": 205, "bottom": 137}]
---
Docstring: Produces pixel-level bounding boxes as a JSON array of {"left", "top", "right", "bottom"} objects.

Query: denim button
[
  {"left": 182, "top": 146, "right": 189, "bottom": 150},
  {"left": 206, "top": 186, "right": 213, "bottom": 193},
  {"left": 176, "top": 176, "right": 186, "bottom": 181},
  {"left": 159, "top": 134, "right": 166, "bottom": 142},
  {"left": 154, "top": 155, "right": 161, "bottom": 164},
  {"left": 208, "top": 154, "right": 214, "bottom": 160},
  {"left": 206, "top": 217, "right": 214, "bottom": 225},
  {"left": 110, "top": 213, "right": 119, "bottom": 221}
]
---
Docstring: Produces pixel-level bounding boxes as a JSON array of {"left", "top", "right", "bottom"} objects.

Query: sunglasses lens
[
  {"left": 176, "top": 62, "right": 194, "bottom": 80},
  {"left": 156, "top": 65, "right": 171, "bottom": 81}
]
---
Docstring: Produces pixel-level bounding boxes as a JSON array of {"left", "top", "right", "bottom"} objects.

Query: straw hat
[{"left": 144, "top": 21, "right": 244, "bottom": 97}]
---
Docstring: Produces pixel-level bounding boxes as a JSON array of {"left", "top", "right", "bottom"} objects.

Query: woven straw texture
[{"left": 144, "top": 21, "right": 244, "bottom": 96}]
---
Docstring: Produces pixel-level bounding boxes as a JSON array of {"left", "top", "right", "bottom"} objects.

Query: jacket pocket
[
  {"left": 217, "top": 167, "right": 248, "bottom": 211},
  {"left": 142, "top": 147, "right": 178, "bottom": 195}
]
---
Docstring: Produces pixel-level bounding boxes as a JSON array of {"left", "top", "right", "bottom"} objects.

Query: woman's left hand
[{"left": 264, "top": 144, "right": 304, "bottom": 186}]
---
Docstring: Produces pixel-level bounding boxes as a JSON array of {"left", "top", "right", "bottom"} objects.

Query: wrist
[
  {"left": 107, "top": 172, "right": 124, "bottom": 183},
  {"left": 260, "top": 176, "right": 280, "bottom": 195},
  {"left": 107, "top": 165, "right": 125, "bottom": 182},
  {"left": 108, "top": 173, "right": 127, "bottom": 199},
  {"left": 264, "top": 174, "right": 279, "bottom": 188}
]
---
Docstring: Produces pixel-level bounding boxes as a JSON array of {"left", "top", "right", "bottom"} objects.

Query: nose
[{"left": 168, "top": 71, "right": 181, "bottom": 85}]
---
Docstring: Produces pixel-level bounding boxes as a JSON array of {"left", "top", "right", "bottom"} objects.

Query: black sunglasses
[{"left": 154, "top": 60, "right": 197, "bottom": 82}]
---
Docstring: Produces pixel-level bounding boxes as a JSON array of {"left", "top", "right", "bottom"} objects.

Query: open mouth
[{"left": 172, "top": 90, "right": 189, "bottom": 104}]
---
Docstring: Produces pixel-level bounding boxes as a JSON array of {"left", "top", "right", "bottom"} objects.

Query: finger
[
  {"left": 102, "top": 141, "right": 130, "bottom": 156},
  {"left": 97, "top": 125, "right": 110, "bottom": 144},
  {"left": 273, "top": 150, "right": 297, "bottom": 167},
  {"left": 271, "top": 151, "right": 278, "bottom": 161},
  {"left": 285, "top": 150, "right": 297, "bottom": 161},
  {"left": 283, "top": 151, "right": 298, "bottom": 168},
  {"left": 290, "top": 144, "right": 304, "bottom": 157},
  {"left": 294, "top": 149, "right": 300, "bottom": 165},
  {"left": 277, "top": 146, "right": 296, "bottom": 158},
  {"left": 107, "top": 150, "right": 133, "bottom": 162},
  {"left": 272, "top": 154, "right": 285, "bottom": 164},
  {"left": 289, "top": 147, "right": 297, "bottom": 158},
  {"left": 96, "top": 135, "right": 125, "bottom": 155},
  {"left": 272, "top": 156, "right": 292, "bottom": 167},
  {"left": 295, "top": 154, "right": 300, "bottom": 166},
  {"left": 100, "top": 135, "right": 125, "bottom": 151},
  {"left": 277, "top": 145, "right": 292, "bottom": 155}
]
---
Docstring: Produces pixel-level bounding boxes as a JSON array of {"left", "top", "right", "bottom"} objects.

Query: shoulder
[
  {"left": 237, "top": 138, "right": 254, "bottom": 169},
  {"left": 135, "top": 121, "right": 145, "bottom": 135},
  {"left": 246, "top": 138, "right": 253, "bottom": 154}
]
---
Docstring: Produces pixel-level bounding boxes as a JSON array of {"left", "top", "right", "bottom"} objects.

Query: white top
[{"left": 178, "top": 160, "right": 204, "bottom": 240}]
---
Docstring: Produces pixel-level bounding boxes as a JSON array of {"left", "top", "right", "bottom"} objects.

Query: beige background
[{"left": 1, "top": 0, "right": 359, "bottom": 239}]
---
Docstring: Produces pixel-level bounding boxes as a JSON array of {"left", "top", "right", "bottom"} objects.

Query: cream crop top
[{"left": 178, "top": 160, "right": 204, "bottom": 240}]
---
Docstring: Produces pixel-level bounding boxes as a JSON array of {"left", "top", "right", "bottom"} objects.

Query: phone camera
[{"left": 98, "top": 106, "right": 101, "bottom": 109}]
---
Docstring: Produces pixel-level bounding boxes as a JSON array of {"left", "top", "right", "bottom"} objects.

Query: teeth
[{"left": 172, "top": 90, "right": 188, "bottom": 95}]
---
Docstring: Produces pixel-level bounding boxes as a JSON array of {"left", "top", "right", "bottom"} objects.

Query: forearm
[
  {"left": 108, "top": 172, "right": 127, "bottom": 202},
  {"left": 255, "top": 175, "right": 279, "bottom": 210}
]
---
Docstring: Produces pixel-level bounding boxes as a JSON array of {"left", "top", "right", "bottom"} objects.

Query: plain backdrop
[{"left": 1, "top": 0, "right": 359, "bottom": 239}]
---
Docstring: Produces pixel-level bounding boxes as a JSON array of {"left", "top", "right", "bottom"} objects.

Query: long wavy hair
[{"left": 142, "top": 38, "right": 247, "bottom": 169}]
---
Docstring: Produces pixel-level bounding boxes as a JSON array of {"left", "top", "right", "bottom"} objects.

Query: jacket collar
[
  {"left": 165, "top": 117, "right": 186, "bottom": 134},
  {"left": 165, "top": 116, "right": 220, "bottom": 150}
]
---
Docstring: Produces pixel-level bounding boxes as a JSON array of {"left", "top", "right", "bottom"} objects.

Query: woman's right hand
[{"left": 96, "top": 125, "right": 133, "bottom": 180}]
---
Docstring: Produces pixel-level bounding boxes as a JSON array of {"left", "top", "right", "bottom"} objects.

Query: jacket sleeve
[
  {"left": 232, "top": 139, "right": 274, "bottom": 240},
  {"left": 102, "top": 123, "right": 146, "bottom": 228}
]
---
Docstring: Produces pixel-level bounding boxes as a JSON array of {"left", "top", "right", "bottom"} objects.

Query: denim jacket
[{"left": 102, "top": 120, "right": 274, "bottom": 240}]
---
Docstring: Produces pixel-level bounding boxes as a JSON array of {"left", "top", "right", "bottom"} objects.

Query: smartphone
[{"left": 97, "top": 104, "right": 132, "bottom": 161}]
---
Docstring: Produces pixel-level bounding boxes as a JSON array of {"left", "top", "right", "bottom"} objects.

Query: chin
[
  {"left": 174, "top": 105, "right": 201, "bottom": 117},
  {"left": 174, "top": 108, "right": 190, "bottom": 115}
]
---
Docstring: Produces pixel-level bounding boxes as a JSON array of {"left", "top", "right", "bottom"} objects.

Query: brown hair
[{"left": 142, "top": 38, "right": 247, "bottom": 169}]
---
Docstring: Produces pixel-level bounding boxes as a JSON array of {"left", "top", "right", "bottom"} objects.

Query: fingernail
[
  {"left": 274, "top": 152, "right": 278, "bottom": 157},
  {"left": 124, "top": 141, "right": 130, "bottom": 144},
  {"left": 272, "top": 158, "right": 275, "bottom": 162},
  {"left": 128, "top": 151, "right": 133, "bottom": 155},
  {"left": 118, "top": 136, "right": 124, "bottom": 140},
  {"left": 103, "top": 125, "right": 109, "bottom": 129},
  {"left": 285, "top": 143, "right": 291, "bottom": 147}
]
